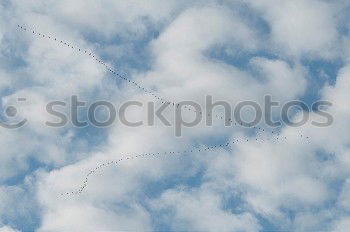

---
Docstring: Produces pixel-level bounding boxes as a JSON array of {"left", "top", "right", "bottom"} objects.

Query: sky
[{"left": 1, "top": 0, "right": 350, "bottom": 231}]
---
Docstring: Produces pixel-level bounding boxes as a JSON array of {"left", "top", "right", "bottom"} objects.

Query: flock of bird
[
  {"left": 16, "top": 25, "right": 201, "bottom": 114},
  {"left": 16, "top": 25, "right": 310, "bottom": 197},
  {"left": 60, "top": 127, "right": 308, "bottom": 196}
]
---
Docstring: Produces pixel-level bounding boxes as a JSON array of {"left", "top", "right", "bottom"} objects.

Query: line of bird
[
  {"left": 16, "top": 25, "right": 206, "bottom": 114},
  {"left": 16, "top": 25, "right": 300, "bottom": 127},
  {"left": 15, "top": 25, "right": 310, "bottom": 197},
  {"left": 17, "top": 25, "right": 284, "bottom": 125},
  {"left": 61, "top": 128, "right": 309, "bottom": 196}
]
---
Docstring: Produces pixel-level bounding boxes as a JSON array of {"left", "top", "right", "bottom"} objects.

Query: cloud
[
  {"left": 149, "top": 187, "right": 261, "bottom": 231},
  {"left": 0, "top": 226, "right": 19, "bottom": 232},
  {"left": 246, "top": 0, "right": 340, "bottom": 59},
  {"left": 1, "top": 0, "right": 350, "bottom": 231}
]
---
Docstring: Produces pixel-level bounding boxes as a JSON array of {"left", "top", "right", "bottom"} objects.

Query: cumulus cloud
[
  {"left": 245, "top": 0, "right": 340, "bottom": 59},
  {"left": 149, "top": 187, "right": 261, "bottom": 231},
  {"left": 1, "top": 0, "right": 350, "bottom": 231}
]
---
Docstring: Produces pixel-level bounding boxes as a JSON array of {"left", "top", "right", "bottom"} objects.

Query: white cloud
[
  {"left": 1, "top": 0, "right": 350, "bottom": 230},
  {"left": 331, "top": 217, "right": 350, "bottom": 232},
  {"left": 246, "top": 0, "right": 340, "bottom": 58},
  {"left": 150, "top": 187, "right": 261, "bottom": 231},
  {"left": 0, "top": 226, "right": 19, "bottom": 232}
]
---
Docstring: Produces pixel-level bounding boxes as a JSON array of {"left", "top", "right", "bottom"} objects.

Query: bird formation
[
  {"left": 15, "top": 25, "right": 298, "bottom": 127},
  {"left": 61, "top": 127, "right": 309, "bottom": 197},
  {"left": 16, "top": 25, "right": 202, "bottom": 114},
  {"left": 16, "top": 25, "right": 310, "bottom": 197}
]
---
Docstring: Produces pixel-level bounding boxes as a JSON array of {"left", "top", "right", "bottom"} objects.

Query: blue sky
[{"left": 1, "top": 0, "right": 350, "bottom": 231}]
